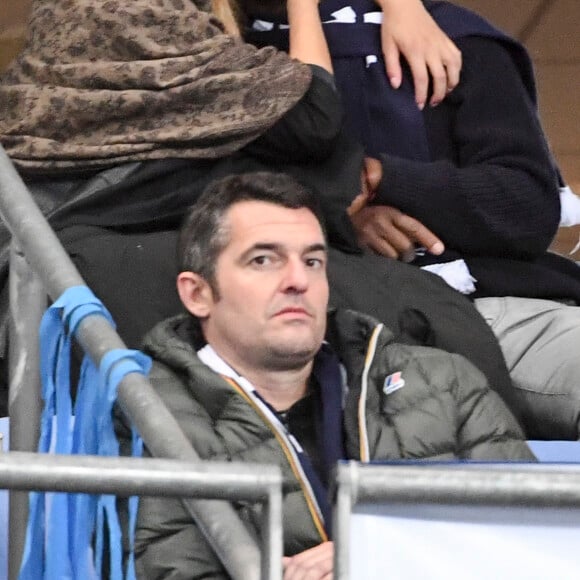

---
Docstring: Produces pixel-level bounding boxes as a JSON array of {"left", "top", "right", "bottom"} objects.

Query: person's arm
[
  {"left": 377, "top": 0, "right": 462, "bottom": 109},
  {"left": 242, "top": 0, "right": 460, "bottom": 107},
  {"left": 287, "top": 0, "right": 333, "bottom": 73},
  {"left": 372, "top": 36, "right": 560, "bottom": 260},
  {"left": 243, "top": 0, "right": 340, "bottom": 163}
]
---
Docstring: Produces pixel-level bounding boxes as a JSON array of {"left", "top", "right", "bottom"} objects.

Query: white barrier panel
[
  {"left": 350, "top": 503, "right": 580, "bottom": 579},
  {"left": 334, "top": 462, "right": 580, "bottom": 580}
]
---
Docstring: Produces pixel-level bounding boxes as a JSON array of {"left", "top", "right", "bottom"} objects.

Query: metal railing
[
  {"left": 0, "top": 145, "right": 281, "bottom": 580},
  {"left": 0, "top": 452, "right": 282, "bottom": 576},
  {"left": 333, "top": 461, "right": 580, "bottom": 579}
]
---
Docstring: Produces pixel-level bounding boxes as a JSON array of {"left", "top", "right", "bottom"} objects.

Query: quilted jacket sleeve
[
  {"left": 447, "top": 353, "right": 536, "bottom": 461},
  {"left": 134, "top": 494, "right": 229, "bottom": 580}
]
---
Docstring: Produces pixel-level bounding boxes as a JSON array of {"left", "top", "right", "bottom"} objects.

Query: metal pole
[
  {"left": 343, "top": 463, "right": 580, "bottom": 507},
  {"left": 0, "top": 452, "right": 282, "bottom": 500},
  {"left": 0, "top": 146, "right": 264, "bottom": 579},
  {"left": 0, "top": 452, "right": 284, "bottom": 578},
  {"left": 260, "top": 482, "right": 283, "bottom": 580},
  {"left": 333, "top": 462, "right": 580, "bottom": 580},
  {"left": 7, "top": 243, "right": 45, "bottom": 580},
  {"left": 333, "top": 463, "right": 356, "bottom": 580}
]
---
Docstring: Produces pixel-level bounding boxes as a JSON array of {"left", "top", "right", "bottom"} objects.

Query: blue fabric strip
[{"left": 19, "top": 286, "right": 151, "bottom": 580}]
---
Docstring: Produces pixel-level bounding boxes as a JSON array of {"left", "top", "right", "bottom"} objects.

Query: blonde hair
[{"left": 212, "top": 0, "right": 242, "bottom": 36}]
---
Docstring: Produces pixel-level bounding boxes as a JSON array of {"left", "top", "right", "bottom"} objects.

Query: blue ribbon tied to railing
[{"left": 18, "top": 286, "right": 152, "bottom": 580}]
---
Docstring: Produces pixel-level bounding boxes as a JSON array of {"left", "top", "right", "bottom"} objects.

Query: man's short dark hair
[{"left": 177, "top": 171, "right": 326, "bottom": 289}]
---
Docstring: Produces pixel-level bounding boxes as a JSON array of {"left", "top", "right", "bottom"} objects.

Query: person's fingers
[
  {"left": 285, "top": 553, "right": 332, "bottom": 577},
  {"left": 350, "top": 207, "right": 409, "bottom": 259},
  {"left": 283, "top": 543, "right": 334, "bottom": 580},
  {"left": 348, "top": 160, "right": 376, "bottom": 217},
  {"left": 406, "top": 55, "right": 429, "bottom": 110},
  {"left": 363, "top": 157, "right": 383, "bottom": 193},
  {"left": 443, "top": 43, "right": 462, "bottom": 93},
  {"left": 427, "top": 58, "right": 448, "bottom": 107},
  {"left": 393, "top": 212, "right": 445, "bottom": 255},
  {"left": 351, "top": 206, "right": 444, "bottom": 260},
  {"left": 378, "top": 0, "right": 463, "bottom": 104},
  {"left": 382, "top": 33, "right": 402, "bottom": 90},
  {"left": 355, "top": 217, "right": 399, "bottom": 259},
  {"left": 378, "top": 221, "right": 416, "bottom": 257},
  {"left": 347, "top": 192, "right": 369, "bottom": 217},
  {"left": 369, "top": 236, "right": 401, "bottom": 260},
  {"left": 348, "top": 158, "right": 383, "bottom": 218},
  {"left": 358, "top": 223, "right": 400, "bottom": 259}
]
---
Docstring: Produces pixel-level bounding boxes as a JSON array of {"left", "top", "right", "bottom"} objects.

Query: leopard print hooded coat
[{"left": 0, "top": 0, "right": 312, "bottom": 170}]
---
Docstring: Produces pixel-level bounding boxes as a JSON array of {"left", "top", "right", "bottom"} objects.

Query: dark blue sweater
[{"left": 246, "top": 0, "right": 580, "bottom": 302}]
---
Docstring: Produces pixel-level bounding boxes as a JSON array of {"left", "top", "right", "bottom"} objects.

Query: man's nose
[{"left": 281, "top": 257, "right": 309, "bottom": 293}]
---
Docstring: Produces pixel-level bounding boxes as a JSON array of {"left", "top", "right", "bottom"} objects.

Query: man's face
[{"left": 186, "top": 200, "right": 329, "bottom": 372}]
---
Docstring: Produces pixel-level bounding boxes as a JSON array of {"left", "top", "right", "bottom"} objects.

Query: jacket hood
[
  {"left": 142, "top": 313, "right": 207, "bottom": 378},
  {"left": 142, "top": 308, "right": 395, "bottom": 376}
]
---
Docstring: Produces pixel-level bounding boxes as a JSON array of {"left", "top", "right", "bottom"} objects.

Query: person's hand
[
  {"left": 376, "top": 0, "right": 462, "bottom": 109},
  {"left": 350, "top": 204, "right": 445, "bottom": 262},
  {"left": 282, "top": 541, "right": 334, "bottom": 579},
  {"left": 348, "top": 157, "right": 383, "bottom": 215}
]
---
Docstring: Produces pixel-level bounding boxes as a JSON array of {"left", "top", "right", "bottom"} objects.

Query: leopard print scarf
[{"left": 0, "top": 0, "right": 311, "bottom": 171}]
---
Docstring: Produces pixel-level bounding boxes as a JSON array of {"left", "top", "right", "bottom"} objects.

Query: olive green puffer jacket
[{"left": 134, "top": 308, "right": 534, "bottom": 579}]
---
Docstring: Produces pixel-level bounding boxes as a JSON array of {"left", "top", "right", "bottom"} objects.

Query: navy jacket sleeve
[{"left": 375, "top": 36, "right": 560, "bottom": 260}]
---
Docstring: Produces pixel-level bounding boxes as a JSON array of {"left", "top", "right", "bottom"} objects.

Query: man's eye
[
  {"left": 305, "top": 257, "right": 324, "bottom": 269},
  {"left": 251, "top": 255, "right": 273, "bottom": 266}
]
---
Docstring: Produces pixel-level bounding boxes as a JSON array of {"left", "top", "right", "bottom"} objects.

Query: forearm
[
  {"left": 374, "top": 0, "right": 419, "bottom": 11},
  {"left": 377, "top": 155, "right": 559, "bottom": 258},
  {"left": 244, "top": 66, "right": 341, "bottom": 163},
  {"left": 287, "top": 0, "right": 332, "bottom": 73}
]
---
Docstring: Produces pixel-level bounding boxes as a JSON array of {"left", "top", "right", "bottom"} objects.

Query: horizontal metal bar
[
  {"left": 337, "top": 462, "right": 580, "bottom": 508},
  {"left": 0, "top": 452, "right": 281, "bottom": 500}
]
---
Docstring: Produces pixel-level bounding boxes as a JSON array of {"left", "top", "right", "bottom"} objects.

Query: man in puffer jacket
[{"left": 134, "top": 171, "right": 534, "bottom": 579}]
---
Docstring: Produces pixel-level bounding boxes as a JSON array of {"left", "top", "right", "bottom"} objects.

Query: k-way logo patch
[{"left": 383, "top": 372, "right": 405, "bottom": 395}]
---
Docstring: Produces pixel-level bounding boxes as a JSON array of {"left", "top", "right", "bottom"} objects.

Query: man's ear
[{"left": 177, "top": 271, "right": 214, "bottom": 318}]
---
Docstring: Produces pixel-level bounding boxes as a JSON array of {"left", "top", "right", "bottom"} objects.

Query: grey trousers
[{"left": 475, "top": 297, "right": 580, "bottom": 440}]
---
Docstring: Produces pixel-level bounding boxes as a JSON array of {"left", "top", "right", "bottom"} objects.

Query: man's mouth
[{"left": 274, "top": 306, "right": 312, "bottom": 318}]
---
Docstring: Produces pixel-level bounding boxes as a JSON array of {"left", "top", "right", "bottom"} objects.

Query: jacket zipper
[
  {"left": 357, "top": 323, "right": 384, "bottom": 462},
  {"left": 221, "top": 376, "right": 328, "bottom": 542}
]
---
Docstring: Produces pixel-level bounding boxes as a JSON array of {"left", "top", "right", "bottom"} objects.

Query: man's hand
[
  {"left": 376, "top": 0, "right": 462, "bottom": 109},
  {"left": 350, "top": 204, "right": 445, "bottom": 262},
  {"left": 282, "top": 541, "right": 334, "bottom": 579}
]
